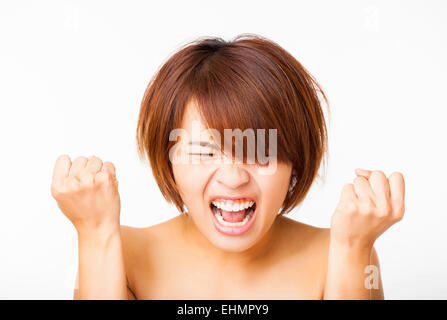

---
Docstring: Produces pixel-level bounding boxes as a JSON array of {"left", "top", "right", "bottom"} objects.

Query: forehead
[
  {"left": 180, "top": 100, "right": 211, "bottom": 138},
  {"left": 181, "top": 99, "right": 201, "bottom": 123}
]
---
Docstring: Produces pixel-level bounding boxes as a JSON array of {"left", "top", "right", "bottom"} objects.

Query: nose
[{"left": 215, "top": 165, "right": 250, "bottom": 189}]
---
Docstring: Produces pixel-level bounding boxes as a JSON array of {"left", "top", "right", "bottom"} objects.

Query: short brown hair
[{"left": 136, "top": 33, "right": 329, "bottom": 215}]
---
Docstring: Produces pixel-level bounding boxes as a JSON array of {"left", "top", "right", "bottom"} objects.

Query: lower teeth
[{"left": 212, "top": 206, "right": 254, "bottom": 227}]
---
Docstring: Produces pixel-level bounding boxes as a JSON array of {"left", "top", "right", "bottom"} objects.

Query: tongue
[{"left": 220, "top": 208, "right": 246, "bottom": 222}]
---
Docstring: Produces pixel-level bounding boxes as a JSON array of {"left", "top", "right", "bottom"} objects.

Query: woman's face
[{"left": 171, "top": 101, "right": 292, "bottom": 252}]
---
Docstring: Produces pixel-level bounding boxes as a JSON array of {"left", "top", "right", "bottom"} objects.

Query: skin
[{"left": 50, "top": 102, "right": 405, "bottom": 300}]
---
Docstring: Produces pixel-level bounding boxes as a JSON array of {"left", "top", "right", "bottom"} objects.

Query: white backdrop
[{"left": 0, "top": 0, "right": 446, "bottom": 299}]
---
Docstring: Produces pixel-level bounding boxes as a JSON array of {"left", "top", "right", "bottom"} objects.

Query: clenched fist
[
  {"left": 330, "top": 169, "right": 405, "bottom": 249},
  {"left": 51, "top": 155, "right": 121, "bottom": 232}
]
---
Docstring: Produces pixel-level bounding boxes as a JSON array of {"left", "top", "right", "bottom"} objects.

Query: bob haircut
[{"left": 137, "top": 33, "right": 329, "bottom": 215}]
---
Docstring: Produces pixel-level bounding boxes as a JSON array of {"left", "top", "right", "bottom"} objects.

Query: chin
[
  {"left": 204, "top": 217, "right": 264, "bottom": 253},
  {"left": 207, "top": 235, "right": 260, "bottom": 253}
]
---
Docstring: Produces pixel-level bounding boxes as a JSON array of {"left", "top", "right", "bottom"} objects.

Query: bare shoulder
[
  {"left": 277, "top": 217, "right": 330, "bottom": 268},
  {"left": 119, "top": 215, "right": 184, "bottom": 254},
  {"left": 276, "top": 215, "right": 331, "bottom": 249},
  {"left": 119, "top": 216, "right": 184, "bottom": 290},
  {"left": 274, "top": 216, "right": 331, "bottom": 298}
]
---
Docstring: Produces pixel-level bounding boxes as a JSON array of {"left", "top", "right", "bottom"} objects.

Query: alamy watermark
[
  {"left": 364, "top": 264, "right": 380, "bottom": 290},
  {"left": 168, "top": 120, "right": 278, "bottom": 175}
]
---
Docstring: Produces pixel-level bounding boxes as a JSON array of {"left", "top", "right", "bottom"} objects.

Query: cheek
[
  {"left": 262, "top": 178, "right": 288, "bottom": 203},
  {"left": 172, "top": 164, "right": 209, "bottom": 198},
  {"left": 257, "top": 168, "right": 292, "bottom": 206}
]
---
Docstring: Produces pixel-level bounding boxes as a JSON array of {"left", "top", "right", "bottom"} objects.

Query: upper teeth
[{"left": 211, "top": 200, "right": 255, "bottom": 212}]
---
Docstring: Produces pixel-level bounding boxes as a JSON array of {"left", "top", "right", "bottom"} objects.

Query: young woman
[{"left": 51, "top": 34, "right": 405, "bottom": 300}]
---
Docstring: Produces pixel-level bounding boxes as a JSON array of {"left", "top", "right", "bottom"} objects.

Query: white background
[{"left": 0, "top": 0, "right": 446, "bottom": 299}]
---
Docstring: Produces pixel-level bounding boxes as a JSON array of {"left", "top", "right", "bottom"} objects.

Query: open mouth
[{"left": 209, "top": 199, "right": 257, "bottom": 235}]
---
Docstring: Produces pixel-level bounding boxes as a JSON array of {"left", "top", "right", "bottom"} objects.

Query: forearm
[
  {"left": 76, "top": 225, "right": 128, "bottom": 300},
  {"left": 323, "top": 240, "right": 384, "bottom": 300}
]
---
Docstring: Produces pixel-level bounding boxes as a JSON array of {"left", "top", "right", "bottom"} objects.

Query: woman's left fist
[{"left": 330, "top": 169, "right": 406, "bottom": 249}]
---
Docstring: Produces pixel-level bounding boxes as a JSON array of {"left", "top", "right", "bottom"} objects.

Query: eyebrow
[{"left": 188, "top": 141, "right": 221, "bottom": 150}]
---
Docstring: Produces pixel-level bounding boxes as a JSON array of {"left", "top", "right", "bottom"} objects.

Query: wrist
[
  {"left": 76, "top": 222, "right": 121, "bottom": 247},
  {"left": 329, "top": 230, "right": 375, "bottom": 251},
  {"left": 329, "top": 237, "right": 374, "bottom": 257}
]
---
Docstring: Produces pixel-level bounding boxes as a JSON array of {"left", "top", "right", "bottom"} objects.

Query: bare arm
[
  {"left": 73, "top": 229, "right": 136, "bottom": 300},
  {"left": 323, "top": 242, "right": 384, "bottom": 299},
  {"left": 75, "top": 226, "right": 128, "bottom": 299},
  {"left": 51, "top": 155, "right": 131, "bottom": 299},
  {"left": 324, "top": 169, "right": 405, "bottom": 299}
]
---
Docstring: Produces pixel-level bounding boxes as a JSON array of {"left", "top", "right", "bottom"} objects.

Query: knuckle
[
  {"left": 343, "top": 183, "right": 353, "bottom": 190},
  {"left": 104, "top": 161, "right": 114, "bottom": 168},
  {"left": 50, "top": 184, "right": 62, "bottom": 198},
  {"left": 67, "top": 178, "right": 80, "bottom": 193},
  {"left": 353, "top": 176, "right": 363, "bottom": 184},
  {"left": 54, "top": 178, "right": 78, "bottom": 195},
  {"left": 73, "top": 156, "right": 88, "bottom": 163},
  {"left": 372, "top": 170, "right": 386, "bottom": 178},
  {"left": 390, "top": 171, "right": 404, "bottom": 181},
  {"left": 340, "top": 184, "right": 352, "bottom": 195},
  {"left": 342, "top": 201, "right": 357, "bottom": 214},
  {"left": 359, "top": 200, "right": 375, "bottom": 214},
  {"left": 52, "top": 179, "right": 73, "bottom": 196},
  {"left": 391, "top": 171, "right": 403, "bottom": 177},
  {"left": 89, "top": 155, "right": 103, "bottom": 163},
  {"left": 56, "top": 154, "right": 70, "bottom": 162},
  {"left": 348, "top": 201, "right": 358, "bottom": 212},
  {"left": 95, "top": 171, "right": 109, "bottom": 184},
  {"left": 394, "top": 204, "right": 405, "bottom": 216},
  {"left": 376, "top": 201, "right": 392, "bottom": 216},
  {"left": 392, "top": 207, "right": 405, "bottom": 222},
  {"left": 104, "top": 162, "right": 116, "bottom": 174},
  {"left": 79, "top": 173, "right": 95, "bottom": 187}
]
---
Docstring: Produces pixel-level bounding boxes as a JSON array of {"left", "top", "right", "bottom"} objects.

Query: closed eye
[{"left": 189, "top": 153, "right": 216, "bottom": 157}]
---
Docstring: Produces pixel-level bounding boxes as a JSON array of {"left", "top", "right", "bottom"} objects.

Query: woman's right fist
[{"left": 51, "top": 155, "right": 121, "bottom": 232}]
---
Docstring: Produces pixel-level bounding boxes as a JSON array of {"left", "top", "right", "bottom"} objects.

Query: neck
[{"left": 180, "top": 212, "right": 283, "bottom": 269}]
